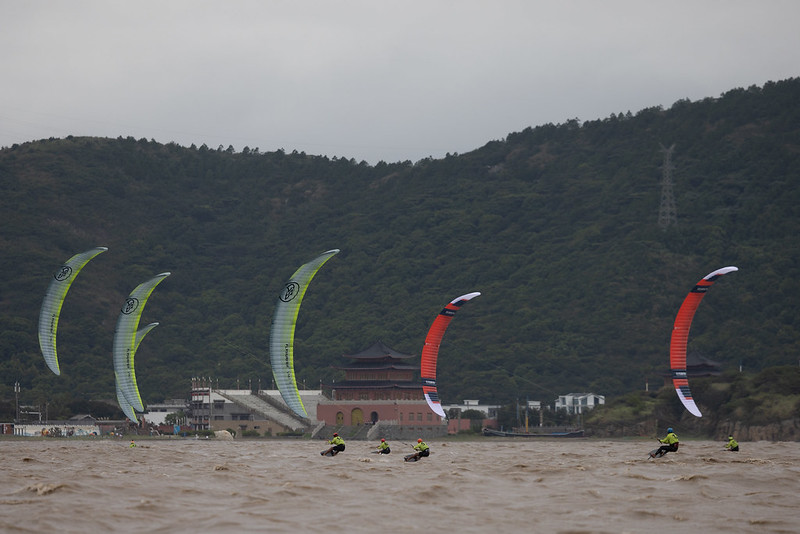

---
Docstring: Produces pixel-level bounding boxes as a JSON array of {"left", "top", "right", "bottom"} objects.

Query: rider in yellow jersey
[
  {"left": 406, "top": 438, "right": 430, "bottom": 461},
  {"left": 650, "top": 428, "right": 679, "bottom": 458},
  {"left": 321, "top": 433, "right": 345, "bottom": 456},
  {"left": 376, "top": 438, "right": 391, "bottom": 454}
]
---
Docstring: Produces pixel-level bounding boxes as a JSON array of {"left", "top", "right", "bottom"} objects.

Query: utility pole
[
  {"left": 14, "top": 381, "right": 20, "bottom": 424},
  {"left": 658, "top": 143, "right": 677, "bottom": 229}
]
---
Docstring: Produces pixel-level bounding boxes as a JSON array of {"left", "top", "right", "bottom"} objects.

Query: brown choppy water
[{"left": 1, "top": 438, "right": 798, "bottom": 533}]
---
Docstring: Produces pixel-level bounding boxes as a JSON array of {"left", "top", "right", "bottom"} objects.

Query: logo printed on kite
[
  {"left": 280, "top": 282, "right": 300, "bottom": 302},
  {"left": 54, "top": 266, "right": 73, "bottom": 282},
  {"left": 121, "top": 297, "right": 140, "bottom": 315}
]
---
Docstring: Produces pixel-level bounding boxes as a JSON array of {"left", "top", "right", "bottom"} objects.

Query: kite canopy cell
[
  {"left": 269, "top": 249, "right": 339, "bottom": 418},
  {"left": 420, "top": 292, "right": 481, "bottom": 418},
  {"left": 116, "top": 322, "right": 159, "bottom": 423},
  {"left": 113, "top": 273, "right": 170, "bottom": 415},
  {"left": 38, "top": 246, "right": 108, "bottom": 375},
  {"left": 670, "top": 266, "right": 738, "bottom": 418}
]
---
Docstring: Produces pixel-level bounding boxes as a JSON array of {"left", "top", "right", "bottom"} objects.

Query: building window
[
  {"left": 408, "top": 412, "right": 414, "bottom": 421},
  {"left": 427, "top": 413, "right": 432, "bottom": 422}
]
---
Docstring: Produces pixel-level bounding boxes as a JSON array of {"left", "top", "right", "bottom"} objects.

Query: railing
[{"left": 217, "top": 391, "right": 307, "bottom": 431}]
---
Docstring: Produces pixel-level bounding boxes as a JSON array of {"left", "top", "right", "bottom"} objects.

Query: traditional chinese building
[
  {"left": 316, "top": 341, "right": 443, "bottom": 427},
  {"left": 661, "top": 352, "right": 723, "bottom": 386}
]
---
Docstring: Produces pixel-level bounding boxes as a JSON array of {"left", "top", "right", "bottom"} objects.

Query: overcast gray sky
[{"left": 2, "top": 1, "right": 798, "bottom": 164}]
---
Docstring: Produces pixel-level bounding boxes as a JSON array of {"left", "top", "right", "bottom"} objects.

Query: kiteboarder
[
  {"left": 650, "top": 427, "right": 679, "bottom": 458},
  {"left": 725, "top": 435, "right": 739, "bottom": 451},
  {"left": 129, "top": 440, "right": 136, "bottom": 448},
  {"left": 405, "top": 438, "right": 430, "bottom": 462},
  {"left": 321, "top": 433, "right": 345, "bottom": 456},
  {"left": 375, "top": 438, "right": 391, "bottom": 454}
]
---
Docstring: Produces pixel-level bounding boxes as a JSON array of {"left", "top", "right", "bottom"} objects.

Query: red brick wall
[{"left": 316, "top": 402, "right": 444, "bottom": 426}]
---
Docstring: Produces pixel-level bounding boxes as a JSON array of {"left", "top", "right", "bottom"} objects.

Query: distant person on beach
[
  {"left": 321, "top": 433, "right": 345, "bottom": 456},
  {"left": 376, "top": 438, "right": 391, "bottom": 454},
  {"left": 406, "top": 438, "right": 430, "bottom": 461},
  {"left": 651, "top": 427, "right": 679, "bottom": 458},
  {"left": 725, "top": 435, "right": 739, "bottom": 451}
]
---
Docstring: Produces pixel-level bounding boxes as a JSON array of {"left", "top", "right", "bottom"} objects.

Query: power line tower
[{"left": 658, "top": 143, "right": 677, "bottom": 229}]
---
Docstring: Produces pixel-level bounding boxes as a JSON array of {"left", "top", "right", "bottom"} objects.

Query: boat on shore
[{"left": 483, "top": 427, "right": 585, "bottom": 438}]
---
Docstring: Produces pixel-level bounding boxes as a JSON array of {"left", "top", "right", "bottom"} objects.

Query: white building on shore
[
  {"left": 554, "top": 392, "right": 605, "bottom": 414},
  {"left": 440, "top": 399, "right": 502, "bottom": 419}
]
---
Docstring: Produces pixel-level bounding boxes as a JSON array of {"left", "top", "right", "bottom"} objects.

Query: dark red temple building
[
  {"left": 316, "top": 341, "right": 443, "bottom": 427},
  {"left": 661, "top": 352, "right": 724, "bottom": 386}
]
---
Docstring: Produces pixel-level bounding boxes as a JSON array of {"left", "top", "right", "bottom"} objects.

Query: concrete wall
[
  {"left": 13, "top": 423, "right": 100, "bottom": 437},
  {"left": 208, "top": 417, "right": 294, "bottom": 436}
]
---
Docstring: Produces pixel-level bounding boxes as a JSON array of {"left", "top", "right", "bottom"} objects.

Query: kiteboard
[
  {"left": 404, "top": 454, "right": 420, "bottom": 462},
  {"left": 321, "top": 449, "right": 338, "bottom": 457},
  {"left": 649, "top": 446, "right": 672, "bottom": 459}
]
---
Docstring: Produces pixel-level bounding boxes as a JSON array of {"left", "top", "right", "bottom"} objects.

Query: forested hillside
[{"left": 2, "top": 78, "right": 799, "bottom": 419}]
